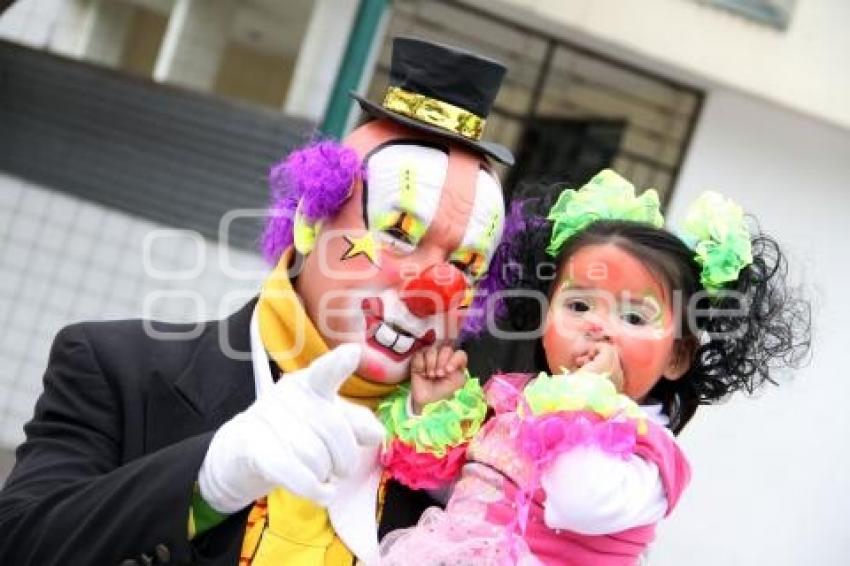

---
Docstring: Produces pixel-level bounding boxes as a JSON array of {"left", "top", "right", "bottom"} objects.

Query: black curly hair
[{"left": 493, "top": 192, "right": 811, "bottom": 434}]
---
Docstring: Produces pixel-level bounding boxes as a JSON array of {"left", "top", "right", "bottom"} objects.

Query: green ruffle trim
[
  {"left": 522, "top": 370, "right": 645, "bottom": 424},
  {"left": 546, "top": 169, "right": 664, "bottom": 257},
  {"left": 678, "top": 191, "right": 753, "bottom": 294},
  {"left": 377, "top": 373, "right": 487, "bottom": 457}
]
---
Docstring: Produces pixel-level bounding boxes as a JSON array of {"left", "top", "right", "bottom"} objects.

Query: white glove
[{"left": 198, "top": 344, "right": 386, "bottom": 513}]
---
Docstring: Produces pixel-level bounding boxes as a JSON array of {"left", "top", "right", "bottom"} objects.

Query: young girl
[{"left": 375, "top": 169, "right": 810, "bottom": 565}]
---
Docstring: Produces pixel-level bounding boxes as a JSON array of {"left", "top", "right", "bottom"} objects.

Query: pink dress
[{"left": 380, "top": 374, "right": 690, "bottom": 566}]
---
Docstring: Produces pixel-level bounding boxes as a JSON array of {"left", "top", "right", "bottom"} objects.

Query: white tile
[
  {"left": 34, "top": 309, "right": 67, "bottom": 336},
  {"left": 46, "top": 285, "right": 75, "bottom": 310},
  {"left": 0, "top": 182, "right": 23, "bottom": 208},
  {"left": 0, "top": 241, "right": 30, "bottom": 271},
  {"left": 100, "top": 212, "right": 132, "bottom": 240},
  {"left": 18, "top": 189, "right": 51, "bottom": 216},
  {"left": 19, "top": 370, "right": 47, "bottom": 396},
  {"left": 25, "top": 328, "right": 54, "bottom": 359},
  {"left": 0, "top": 354, "right": 17, "bottom": 381},
  {"left": 56, "top": 259, "right": 85, "bottom": 283},
  {"left": 1, "top": 328, "right": 30, "bottom": 356},
  {"left": 45, "top": 193, "right": 79, "bottom": 225},
  {"left": 73, "top": 204, "right": 105, "bottom": 233},
  {"left": 0, "top": 209, "right": 13, "bottom": 232},
  {"left": 111, "top": 276, "right": 142, "bottom": 301},
  {"left": 118, "top": 251, "right": 145, "bottom": 275},
  {"left": 65, "top": 232, "right": 94, "bottom": 258},
  {"left": 71, "top": 294, "right": 103, "bottom": 319},
  {"left": 81, "top": 267, "right": 112, "bottom": 294},
  {"left": 90, "top": 244, "right": 122, "bottom": 271},
  {"left": 0, "top": 272, "right": 23, "bottom": 302},
  {"left": 19, "top": 273, "right": 50, "bottom": 302},
  {"left": 38, "top": 223, "right": 67, "bottom": 252},
  {"left": 10, "top": 302, "right": 40, "bottom": 332},
  {"left": 27, "top": 251, "right": 59, "bottom": 276},
  {"left": 9, "top": 214, "right": 40, "bottom": 243},
  {"left": 127, "top": 221, "right": 157, "bottom": 246},
  {"left": 0, "top": 299, "right": 11, "bottom": 324},
  {"left": 8, "top": 387, "right": 39, "bottom": 420}
]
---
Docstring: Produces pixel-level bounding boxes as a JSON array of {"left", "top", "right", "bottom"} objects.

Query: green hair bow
[
  {"left": 545, "top": 169, "right": 753, "bottom": 295},
  {"left": 678, "top": 191, "right": 753, "bottom": 294},
  {"left": 546, "top": 169, "right": 664, "bottom": 256}
]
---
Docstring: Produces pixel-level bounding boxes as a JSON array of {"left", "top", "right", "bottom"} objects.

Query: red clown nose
[{"left": 400, "top": 263, "right": 469, "bottom": 318}]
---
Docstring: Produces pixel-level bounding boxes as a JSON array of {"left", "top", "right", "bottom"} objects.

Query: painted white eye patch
[
  {"left": 363, "top": 142, "right": 504, "bottom": 279},
  {"left": 364, "top": 142, "right": 448, "bottom": 252},
  {"left": 450, "top": 169, "right": 505, "bottom": 280}
]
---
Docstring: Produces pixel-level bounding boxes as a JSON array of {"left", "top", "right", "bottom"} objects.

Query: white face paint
[
  {"left": 449, "top": 168, "right": 505, "bottom": 282},
  {"left": 364, "top": 143, "right": 448, "bottom": 253}
]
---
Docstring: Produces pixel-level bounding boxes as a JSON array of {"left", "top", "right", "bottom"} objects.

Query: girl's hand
[
  {"left": 410, "top": 345, "right": 468, "bottom": 414},
  {"left": 578, "top": 343, "right": 625, "bottom": 392}
]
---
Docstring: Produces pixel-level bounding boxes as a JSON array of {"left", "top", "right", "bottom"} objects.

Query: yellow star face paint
[{"left": 341, "top": 232, "right": 381, "bottom": 266}]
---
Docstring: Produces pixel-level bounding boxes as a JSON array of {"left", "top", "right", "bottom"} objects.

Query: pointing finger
[{"left": 305, "top": 344, "right": 362, "bottom": 399}]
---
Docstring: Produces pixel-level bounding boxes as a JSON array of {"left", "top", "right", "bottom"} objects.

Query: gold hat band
[{"left": 382, "top": 86, "right": 486, "bottom": 141}]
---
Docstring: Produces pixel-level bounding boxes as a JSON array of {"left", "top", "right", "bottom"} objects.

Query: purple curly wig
[
  {"left": 261, "top": 140, "right": 363, "bottom": 263},
  {"left": 460, "top": 200, "right": 528, "bottom": 338}
]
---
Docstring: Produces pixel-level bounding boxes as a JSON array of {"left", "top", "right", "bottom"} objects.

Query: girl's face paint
[{"left": 543, "top": 243, "right": 689, "bottom": 401}]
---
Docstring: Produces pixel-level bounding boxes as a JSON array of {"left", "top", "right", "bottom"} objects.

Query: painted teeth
[
  {"left": 375, "top": 323, "right": 397, "bottom": 348},
  {"left": 392, "top": 334, "right": 414, "bottom": 354},
  {"left": 374, "top": 322, "right": 416, "bottom": 354}
]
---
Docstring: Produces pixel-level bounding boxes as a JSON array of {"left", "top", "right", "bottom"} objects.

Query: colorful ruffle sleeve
[
  {"left": 377, "top": 374, "right": 487, "bottom": 490},
  {"left": 484, "top": 370, "right": 650, "bottom": 481}
]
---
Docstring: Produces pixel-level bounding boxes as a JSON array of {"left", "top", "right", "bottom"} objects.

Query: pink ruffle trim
[
  {"left": 381, "top": 439, "right": 468, "bottom": 490},
  {"left": 517, "top": 410, "right": 639, "bottom": 470}
]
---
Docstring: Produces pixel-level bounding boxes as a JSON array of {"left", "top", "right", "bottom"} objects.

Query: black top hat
[{"left": 352, "top": 37, "right": 514, "bottom": 165}]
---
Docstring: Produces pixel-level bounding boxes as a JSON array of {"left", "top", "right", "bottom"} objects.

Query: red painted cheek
[
  {"left": 618, "top": 335, "right": 671, "bottom": 392},
  {"left": 542, "top": 317, "right": 577, "bottom": 370},
  {"left": 362, "top": 359, "right": 387, "bottom": 381},
  {"left": 621, "top": 339, "right": 656, "bottom": 368}
]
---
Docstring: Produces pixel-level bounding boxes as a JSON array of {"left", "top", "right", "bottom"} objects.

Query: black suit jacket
[{"left": 0, "top": 300, "right": 433, "bottom": 565}]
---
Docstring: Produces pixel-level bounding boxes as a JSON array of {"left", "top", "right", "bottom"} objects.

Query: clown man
[{"left": 0, "top": 37, "right": 514, "bottom": 566}]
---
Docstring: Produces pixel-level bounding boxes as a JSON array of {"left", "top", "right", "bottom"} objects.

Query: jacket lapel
[{"left": 145, "top": 299, "right": 258, "bottom": 452}]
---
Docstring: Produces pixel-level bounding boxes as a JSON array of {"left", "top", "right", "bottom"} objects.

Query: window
[{"left": 699, "top": 0, "right": 797, "bottom": 30}]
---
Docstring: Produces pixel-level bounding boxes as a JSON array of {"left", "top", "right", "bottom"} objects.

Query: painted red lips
[{"left": 361, "top": 297, "right": 436, "bottom": 362}]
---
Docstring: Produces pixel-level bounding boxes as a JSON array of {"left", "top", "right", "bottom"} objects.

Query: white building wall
[
  {"left": 650, "top": 89, "right": 850, "bottom": 565},
  {"left": 153, "top": 0, "right": 234, "bottom": 90},
  {"left": 0, "top": 0, "right": 67, "bottom": 48},
  {"left": 486, "top": 0, "right": 850, "bottom": 132},
  {"left": 79, "top": 0, "right": 134, "bottom": 67},
  {"left": 283, "top": 0, "right": 359, "bottom": 121}
]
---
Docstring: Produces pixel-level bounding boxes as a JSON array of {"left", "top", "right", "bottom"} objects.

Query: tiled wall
[{"left": 0, "top": 172, "right": 268, "bottom": 448}]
